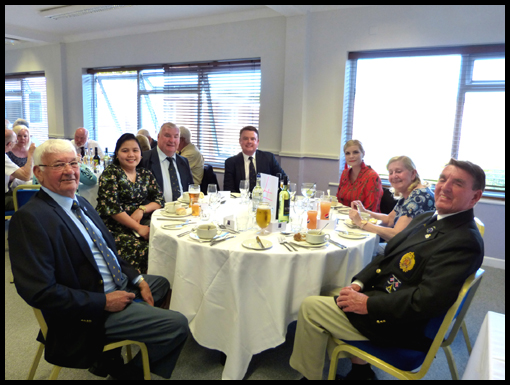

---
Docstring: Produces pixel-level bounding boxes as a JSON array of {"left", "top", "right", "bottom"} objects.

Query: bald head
[{"left": 74, "top": 127, "right": 89, "bottom": 147}]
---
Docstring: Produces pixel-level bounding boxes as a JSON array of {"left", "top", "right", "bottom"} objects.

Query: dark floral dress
[{"left": 96, "top": 164, "right": 165, "bottom": 274}]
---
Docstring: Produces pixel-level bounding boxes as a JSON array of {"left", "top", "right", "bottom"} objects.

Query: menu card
[{"left": 260, "top": 173, "right": 279, "bottom": 222}]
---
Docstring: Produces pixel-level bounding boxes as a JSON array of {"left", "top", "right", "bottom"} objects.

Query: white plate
[
  {"left": 337, "top": 231, "right": 368, "bottom": 240},
  {"left": 189, "top": 232, "right": 225, "bottom": 242},
  {"left": 177, "top": 197, "right": 190, "bottom": 204},
  {"left": 242, "top": 238, "right": 273, "bottom": 250},
  {"left": 160, "top": 208, "right": 192, "bottom": 218},
  {"left": 344, "top": 218, "right": 382, "bottom": 227},
  {"left": 291, "top": 241, "right": 329, "bottom": 248}
]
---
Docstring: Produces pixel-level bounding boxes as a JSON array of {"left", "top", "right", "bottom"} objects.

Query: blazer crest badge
[{"left": 399, "top": 252, "right": 416, "bottom": 273}]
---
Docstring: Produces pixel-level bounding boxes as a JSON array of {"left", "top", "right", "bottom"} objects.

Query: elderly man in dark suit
[
  {"left": 138, "top": 122, "right": 194, "bottom": 202},
  {"left": 223, "top": 126, "right": 287, "bottom": 193},
  {"left": 8, "top": 139, "right": 189, "bottom": 379},
  {"left": 289, "top": 159, "right": 485, "bottom": 380}
]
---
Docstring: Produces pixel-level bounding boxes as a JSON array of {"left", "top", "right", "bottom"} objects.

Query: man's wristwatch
[
  {"left": 138, "top": 205, "right": 146, "bottom": 213},
  {"left": 136, "top": 276, "right": 145, "bottom": 287}
]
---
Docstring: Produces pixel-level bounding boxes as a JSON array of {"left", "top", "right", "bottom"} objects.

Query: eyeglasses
[{"left": 38, "top": 160, "right": 82, "bottom": 171}]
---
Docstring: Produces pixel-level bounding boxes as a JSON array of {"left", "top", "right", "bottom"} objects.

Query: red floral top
[{"left": 336, "top": 162, "right": 383, "bottom": 213}]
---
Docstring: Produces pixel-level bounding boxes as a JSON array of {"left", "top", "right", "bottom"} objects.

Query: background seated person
[
  {"left": 290, "top": 159, "right": 485, "bottom": 380},
  {"left": 71, "top": 127, "right": 104, "bottom": 158},
  {"left": 224, "top": 125, "right": 287, "bottom": 193},
  {"left": 7, "top": 125, "right": 31, "bottom": 167},
  {"left": 178, "top": 125, "right": 204, "bottom": 185},
  {"left": 8, "top": 139, "right": 188, "bottom": 380},
  {"left": 138, "top": 122, "right": 194, "bottom": 203},
  {"left": 5, "top": 129, "right": 35, "bottom": 210},
  {"left": 336, "top": 139, "right": 383, "bottom": 212},
  {"left": 349, "top": 155, "right": 435, "bottom": 241},
  {"left": 96, "top": 134, "right": 164, "bottom": 274}
]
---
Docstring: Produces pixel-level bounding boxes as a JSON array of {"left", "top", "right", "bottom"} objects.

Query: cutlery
[
  {"left": 256, "top": 236, "right": 265, "bottom": 249},
  {"left": 337, "top": 230, "right": 370, "bottom": 236},
  {"left": 211, "top": 235, "right": 236, "bottom": 246},
  {"left": 177, "top": 230, "right": 192, "bottom": 237},
  {"left": 318, "top": 223, "right": 329, "bottom": 234},
  {"left": 218, "top": 224, "right": 239, "bottom": 234},
  {"left": 277, "top": 235, "right": 292, "bottom": 252},
  {"left": 329, "top": 239, "right": 346, "bottom": 249},
  {"left": 157, "top": 218, "right": 190, "bottom": 222}
]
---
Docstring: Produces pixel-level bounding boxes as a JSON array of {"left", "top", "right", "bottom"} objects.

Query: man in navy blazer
[
  {"left": 289, "top": 159, "right": 486, "bottom": 380},
  {"left": 138, "top": 122, "right": 194, "bottom": 202},
  {"left": 9, "top": 139, "right": 188, "bottom": 379},
  {"left": 223, "top": 126, "right": 287, "bottom": 192}
]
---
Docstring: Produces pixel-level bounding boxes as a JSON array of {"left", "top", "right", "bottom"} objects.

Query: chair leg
[
  {"left": 138, "top": 343, "right": 151, "bottom": 380},
  {"left": 328, "top": 346, "right": 342, "bottom": 380},
  {"left": 442, "top": 345, "right": 460, "bottom": 381},
  {"left": 460, "top": 321, "right": 473, "bottom": 354},
  {"left": 48, "top": 365, "right": 62, "bottom": 380},
  {"left": 27, "top": 343, "right": 45, "bottom": 380},
  {"left": 126, "top": 345, "right": 132, "bottom": 361}
]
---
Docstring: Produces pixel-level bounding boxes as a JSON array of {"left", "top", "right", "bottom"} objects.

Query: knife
[
  {"left": 256, "top": 236, "right": 265, "bottom": 249},
  {"left": 329, "top": 239, "right": 346, "bottom": 249}
]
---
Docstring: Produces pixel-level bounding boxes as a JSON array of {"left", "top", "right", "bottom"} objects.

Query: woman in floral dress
[{"left": 96, "top": 133, "right": 164, "bottom": 273}]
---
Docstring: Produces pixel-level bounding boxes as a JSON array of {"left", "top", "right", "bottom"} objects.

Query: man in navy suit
[
  {"left": 138, "top": 122, "right": 194, "bottom": 202},
  {"left": 223, "top": 126, "right": 287, "bottom": 192},
  {"left": 9, "top": 139, "right": 189, "bottom": 379},
  {"left": 289, "top": 159, "right": 485, "bottom": 380}
]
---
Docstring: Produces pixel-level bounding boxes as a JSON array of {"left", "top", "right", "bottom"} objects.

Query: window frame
[{"left": 341, "top": 44, "right": 505, "bottom": 198}]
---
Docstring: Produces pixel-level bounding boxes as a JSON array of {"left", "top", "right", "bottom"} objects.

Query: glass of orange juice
[
  {"left": 256, "top": 202, "right": 272, "bottom": 235},
  {"left": 320, "top": 196, "right": 332, "bottom": 220},
  {"left": 307, "top": 199, "right": 318, "bottom": 229},
  {"left": 191, "top": 202, "right": 200, "bottom": 216}
]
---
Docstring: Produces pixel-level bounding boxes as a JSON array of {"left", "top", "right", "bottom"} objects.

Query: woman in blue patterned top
[{"left": 349, "top": 155, "right": 435, "bottom": 241}]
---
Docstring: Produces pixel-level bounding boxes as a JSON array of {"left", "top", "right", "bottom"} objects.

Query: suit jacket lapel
[
  {"left": 237, "top": 152, "right": 246, "bottom": 180},
  {"left": 150, "top": 148, "right": 164, "bottom": 189}
]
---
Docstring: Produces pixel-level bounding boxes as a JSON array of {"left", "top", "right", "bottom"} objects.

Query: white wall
[{"left": 5, "top": 5, "right": 505, "bottom": 260}]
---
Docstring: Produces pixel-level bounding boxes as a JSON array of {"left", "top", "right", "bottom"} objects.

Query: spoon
[{"left": 318, "top": 223, "right": 329, "bottom": 235}]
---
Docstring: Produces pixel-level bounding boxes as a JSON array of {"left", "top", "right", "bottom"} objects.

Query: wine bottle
[
  {"left": 93, "top": 147, "right": 100, "bottom": 172},
  {"left": 103, "top": 147, "right": 110, "bottom": 167},
  {"left": 275, "top": 173, "right": 282, "bottom": 221},
  {"left": 278, "top": 176, "right": 290, "bottom": 223}
]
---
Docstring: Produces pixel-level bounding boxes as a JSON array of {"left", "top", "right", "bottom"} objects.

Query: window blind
[
  {"left": 84, "top": 59, "right": 261, "bottom": 168},
  {"left": 5, "top": 73, "right": 49, "bottom": 144}
]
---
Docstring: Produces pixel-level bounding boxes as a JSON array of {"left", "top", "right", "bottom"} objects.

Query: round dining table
[{"left": 148, "top": 198, "right": 378, "bottom": 380}]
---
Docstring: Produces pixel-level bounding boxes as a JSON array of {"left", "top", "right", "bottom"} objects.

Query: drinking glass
[
  {"left": 207, "top": 184, "right": 221, "bottom": 223},
  {"left": 320, "top": 196, "right": 332, "bottom": 220},
  {"left": 188, "top": 184, "right": 201, "bottom": 204},
  {"left": 256, "top": 202, "right": 272, "bottom": 235},
  {"left": 291, "top": 196, "right": 306, "bottom": 233},
  {"left": 301, "top": 183, "right": 316, "bottom": 200},
  {"left": 239, "top": 180, "right": 249, "bottom": 201},
  {"left": 307, "top": 199, "right": 319, "bottom": 229},
  {"left": 288, "top": 182, "right": 297, "bottom": 201}
]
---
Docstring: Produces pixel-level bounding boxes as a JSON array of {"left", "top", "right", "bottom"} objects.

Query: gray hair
[
  {"left": 34, "top": 139, "right": 76, "bottom": 166},
  {"left": 179, "top": 126, "right": 191, "bottom": 143}
]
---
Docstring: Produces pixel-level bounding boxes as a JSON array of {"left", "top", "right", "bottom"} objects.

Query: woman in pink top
[{"left": 336, "top": 139, "right": 383, "bottom": 212}]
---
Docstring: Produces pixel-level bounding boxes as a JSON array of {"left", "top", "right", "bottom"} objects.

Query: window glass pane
[
  {"left": 352, "top": 56, "right": 461, "bottom": 182},
  {"left": 472, "top": 58, "right": 505, "bottom": 81},
  {"left": 458, "top": 91, "right": 505, "bottom": 190}
]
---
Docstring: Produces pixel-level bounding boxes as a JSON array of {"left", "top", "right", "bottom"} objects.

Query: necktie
[
  {"left": 71, "top": 201, "right": 126, "bottom": 287},
  {"left": 248, "top": 156, "right": 257, "bottom": 192},
  {"left": 167, "top": 157, "right": 181, "bottom": 201}
]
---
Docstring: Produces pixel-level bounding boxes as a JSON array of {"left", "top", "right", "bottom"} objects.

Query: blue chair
[
  {"left": 13, "top": 184, "right": 41, "bottom": 211},
  {"left": 328, "top": 268, "right": 485, "bottom": 380}
]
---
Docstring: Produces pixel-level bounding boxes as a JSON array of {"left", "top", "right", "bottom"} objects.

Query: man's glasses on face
[{"left": 38, "top": 159, "right": 82, "bottom": 172}]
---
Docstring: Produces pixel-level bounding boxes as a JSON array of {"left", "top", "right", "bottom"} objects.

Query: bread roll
[{"left": 176, "top": 207, "right": 187, "bottom": 216}]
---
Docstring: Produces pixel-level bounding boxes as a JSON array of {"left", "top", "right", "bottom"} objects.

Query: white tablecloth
[
  {"left": 462, "top": 311, "right": 505, "bottom": 380},
  {"left": 148, "top": 199, "right": 378, "bottom": 380}
]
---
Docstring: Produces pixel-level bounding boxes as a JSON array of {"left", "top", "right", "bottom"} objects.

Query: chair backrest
[
  {"left": 200, "top": 164, "right": 219, "bottom": 194},
  {"left": 13, "top": 184, "right": 41, "bottom": 211},
  {"left": 474, "top": 217, "right": 485, "bottom": 238},
  {"left": 379, "top": 187, "right": 396, "bottom": 214}
]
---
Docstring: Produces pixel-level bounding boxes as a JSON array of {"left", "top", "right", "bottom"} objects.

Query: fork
[{"left": 278, "top": 235, "right": 292, "bottom": 252}]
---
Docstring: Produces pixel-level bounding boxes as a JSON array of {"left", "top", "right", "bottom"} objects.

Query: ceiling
[{"left": 5, "top": 5, "right": 372, "bottom": 50}]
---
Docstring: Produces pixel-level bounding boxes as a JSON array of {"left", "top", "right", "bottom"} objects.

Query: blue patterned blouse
[{"left": 393, "top": 187, "right": 435, "bottom": 225}]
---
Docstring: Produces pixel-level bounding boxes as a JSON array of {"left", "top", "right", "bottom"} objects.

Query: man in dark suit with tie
[
  {"left": 9, "top": 139, "right": 189, "bottom": 379},
  {"left": 223, "top": 126, "right": 287, "bottom": 193},
  {"left": 289, "top": 159, "right": 485, "bottom": 380},
  {"left": 138, "top": 122, "right": 194, "bottom": 202}
]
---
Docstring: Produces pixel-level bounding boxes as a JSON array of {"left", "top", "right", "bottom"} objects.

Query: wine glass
[
  {"left": 291, "top": 196, "right": 306, "bottom": 233},
  {"left": 207, "top": 184, "right": 221, "bottom": 223},
  {"left": 288, "top": 182, "right": 297, "bottom": 201},
  {"left": 256, "top": 202, "right": 272, "bottom": 235},
  {"left": 301, "top": 183, "right": 316, "bottom": 199},
  {"left": 239, "top": 180, "right": 249, "bottom": 201}
]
